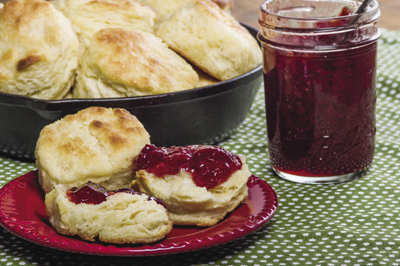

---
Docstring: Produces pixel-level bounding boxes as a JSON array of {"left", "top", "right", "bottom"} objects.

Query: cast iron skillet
[{"left": 0, "top": 24, "right": 263, "bottom": 161}]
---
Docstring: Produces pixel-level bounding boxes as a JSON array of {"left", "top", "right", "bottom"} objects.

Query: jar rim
[{"left": 259, "top": 0, "right": 380, "bottom": 29}]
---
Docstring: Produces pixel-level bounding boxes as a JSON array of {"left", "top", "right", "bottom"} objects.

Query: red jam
[
  {"left": 67, "top": 181, "right": 163, "bottom": 206},
  {"left": 338, "top": 6, "right": 353, "bottom": 16},
  {"left": 133, "top": 144, "right": 242, "bottom": 190}
]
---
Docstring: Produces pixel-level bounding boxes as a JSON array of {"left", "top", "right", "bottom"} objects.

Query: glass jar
[{"left": 258, "top": 0, "right": 381, "bottom": 184}]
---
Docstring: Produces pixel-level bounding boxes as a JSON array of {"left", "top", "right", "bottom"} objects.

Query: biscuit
[
  {"left": 193, "top": 65, "right": 218, "bottom": 87},
  {"left": 135, "top": 0, "right": 232, "bottom": 22},
  {"left": 53, "top": 0, "right": 156, "bottom": 48},
  {"left": 155, "top": 0, "right": 262, "bottom": 81},
  {"left": 0, "top": 0, "right": 80, "bottom": 99},
  {"left": 35, "top": 107, "right": 150, "bottom": 194},
  {"left": 73, "top": 28, "right": 199, "bottom": 98},
  {"left": 134, "top": 0, "right": 190, "bottom": 22},
  {"left": 45, "top": 184, "right": 173, "bottom": 244},
  {"left": 132, "top": 145, "right": 251, "bottom": 226}
]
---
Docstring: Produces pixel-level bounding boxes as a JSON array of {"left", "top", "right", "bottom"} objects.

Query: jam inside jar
[{"left": 258, "top": 0, "right": 381, "bottom": 184}]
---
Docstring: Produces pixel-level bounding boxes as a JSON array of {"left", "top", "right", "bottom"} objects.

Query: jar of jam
[{"left": 258, "top": 0, "right": 381, "bottom": 184}]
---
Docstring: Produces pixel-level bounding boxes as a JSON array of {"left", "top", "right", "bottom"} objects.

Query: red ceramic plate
[{"left": 0, "top": 171, "right": 278, "bottom": 256}]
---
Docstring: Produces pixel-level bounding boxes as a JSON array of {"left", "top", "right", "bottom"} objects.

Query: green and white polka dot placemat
[{"left": 1, "top": 29, "right": 400, "bottom": 265}]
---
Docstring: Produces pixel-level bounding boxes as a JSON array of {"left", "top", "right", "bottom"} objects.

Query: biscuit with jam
[
  {"left": 132, "top": 144, "right": 251, "bottom": 227},
  {"left": 45, "top": 183, "right": 172, "bottom": 244}
]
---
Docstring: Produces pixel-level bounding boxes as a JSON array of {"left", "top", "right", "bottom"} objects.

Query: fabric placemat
[{"left": 0, "top": 29, "right": 399, "bottom": 265}]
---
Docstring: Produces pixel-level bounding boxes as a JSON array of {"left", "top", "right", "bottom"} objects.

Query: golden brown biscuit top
[
  {"left": 154, "top": 0, "right": 261, "bottom": 81},
  {"left": 85, "top": 28, "right": 198, "bottom": 94},
  {"left": 0, "top": 0, "right": 80, "bottom": 99},
  {"left": 35, "top": 107, "right": 151, "bottom": 185},
  {"left": 1, "top": 0, "right": 58, "bottom": 43},
  {"left": 0, "top": 0, "right": 52, "bottom": 76}
]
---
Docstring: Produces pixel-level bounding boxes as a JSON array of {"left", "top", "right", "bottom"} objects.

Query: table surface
[{"left": 1, "top": 1, "right": 400, "bottom": 266}]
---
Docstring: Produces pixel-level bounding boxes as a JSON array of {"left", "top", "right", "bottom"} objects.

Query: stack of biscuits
[
  {"left": 0, "top": 0, "right": 262, "bottom": 99},
  {"left": 36, "top": 107, "right": 252, "bottom": 244}
]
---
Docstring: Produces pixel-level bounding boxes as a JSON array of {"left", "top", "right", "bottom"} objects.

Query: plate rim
[{"left": 0, "top": 171, "right": 278, "bottom": 256}]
